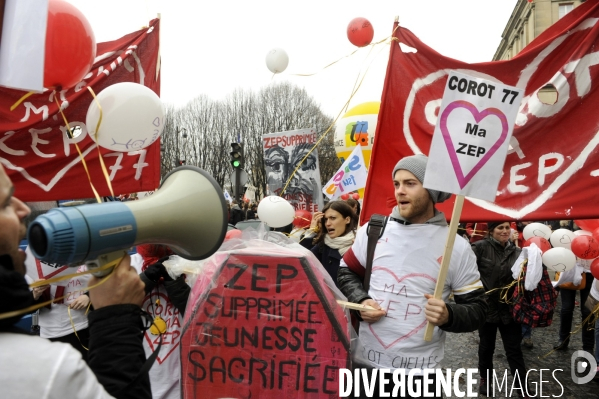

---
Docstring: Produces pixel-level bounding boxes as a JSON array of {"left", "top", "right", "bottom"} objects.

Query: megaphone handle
[{"left": 86, "top": 250, "right": 128, "bottom": 277}]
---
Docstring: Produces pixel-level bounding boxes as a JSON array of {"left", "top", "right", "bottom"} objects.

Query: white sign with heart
[{"left": 424, "top": 71, "right": 523, "bottom": 201}]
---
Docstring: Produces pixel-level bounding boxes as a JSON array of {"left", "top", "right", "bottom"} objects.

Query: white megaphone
[{"left": 27, "top": 166, "right": 228, "bottom": 273}]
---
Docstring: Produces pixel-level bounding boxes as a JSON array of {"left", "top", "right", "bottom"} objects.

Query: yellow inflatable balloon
[
  {"left": 334, "top": 101, "right": 380, "bottom": 167},
  {"left": 334, "top": 101, "right": 379, "bottom": 200}
]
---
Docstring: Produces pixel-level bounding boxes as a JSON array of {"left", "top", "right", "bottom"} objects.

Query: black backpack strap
[{"left": 363, "top": 214, "right": 388, "bottom": 291}]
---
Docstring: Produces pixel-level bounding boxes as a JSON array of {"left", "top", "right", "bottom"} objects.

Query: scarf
[{"left": 324, "top": 231, "right": 355, "bottom": 256}]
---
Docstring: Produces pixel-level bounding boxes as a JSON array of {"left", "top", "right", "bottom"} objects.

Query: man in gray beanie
[{"left": 337, "top": 154, "right": 488, "bottom": 398}]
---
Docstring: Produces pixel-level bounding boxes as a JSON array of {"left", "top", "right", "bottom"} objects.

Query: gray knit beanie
[{"left": 392, "top": 154, "right": 451, "bottom": 203}]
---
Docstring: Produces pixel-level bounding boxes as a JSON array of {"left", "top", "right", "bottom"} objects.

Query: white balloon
[
  {"left": 574, "top": 230, "right": 593, "bottom": 236},
  {"left": 549, "top": 228, "right": 576, "bottom": 250},
  {"left": 86, "top": 82, "right": 164, "bottom": 152},
  {"left": 257, "top": 196, "right": 295, "bottom": 228},
  {"left": 265, "top": 48, "right": 289, "bottom": 74},
  {"left": 522, "top": 223, "right": 552, "bottom": 240},
  {"left": 542, "top": 247, "right": 576, "bottom": 272}
]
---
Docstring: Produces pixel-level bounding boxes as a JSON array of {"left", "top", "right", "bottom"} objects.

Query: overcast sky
[{"left": 66, "top": 0, "right": 518, "bottom": 117}]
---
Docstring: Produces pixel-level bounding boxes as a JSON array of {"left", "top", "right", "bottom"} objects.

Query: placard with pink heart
[{"left": 424, "top": 71, "right": 523, "bottom": 202}]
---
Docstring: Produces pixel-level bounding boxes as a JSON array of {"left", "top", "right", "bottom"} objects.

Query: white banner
[
  {"left": 262, "top": 128, "right": 323, "bottom": 212},
  {"left": 424, "top": 71, "right": 523, "bottom": 202},
  {"left": 0, "top": 0, "right": 48, "bottom": 92},
  {"left": 322, "top": 145, "right": 368, "bottom": 199},
  {"left": 244, "top": 184, "right": 256, "bottom": 203}
]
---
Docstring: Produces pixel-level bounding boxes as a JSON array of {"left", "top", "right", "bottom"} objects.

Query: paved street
[{"left": 440, "top": 297, "right": 598, "bottom": 398}]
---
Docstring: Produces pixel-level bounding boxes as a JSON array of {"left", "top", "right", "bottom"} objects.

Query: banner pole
[{"left": 423, "top": 194, "right": 465, "bottom": 341}]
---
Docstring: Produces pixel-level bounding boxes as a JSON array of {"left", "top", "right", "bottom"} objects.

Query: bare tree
[{"left": 161, "top": 82, "right": 339, "bottom": 201}]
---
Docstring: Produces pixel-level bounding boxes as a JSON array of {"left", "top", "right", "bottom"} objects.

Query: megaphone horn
[{"left": 27, "top": 166, "right": 228, "bottom": 266}]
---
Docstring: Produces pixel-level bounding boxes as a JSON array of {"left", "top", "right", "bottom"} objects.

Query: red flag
[
  {"left": 0, "top": 19, "right": 161, "bottom": 201},
  {"left": 363, "top": 1, "right": 599, "bottom": 223}
]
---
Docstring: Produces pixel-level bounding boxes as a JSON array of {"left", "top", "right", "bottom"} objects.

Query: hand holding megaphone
[{"left": 27, "top": 166, "right": 228, "bottom": 276}]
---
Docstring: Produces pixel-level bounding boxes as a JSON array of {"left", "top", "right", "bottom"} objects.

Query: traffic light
[{"left": 230, "top": 143, "right": 244, "bottom": 169}]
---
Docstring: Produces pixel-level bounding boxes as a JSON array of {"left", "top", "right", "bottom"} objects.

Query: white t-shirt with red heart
[
  {"left": 131, "top": 253, "right": 182, "bottom": 399},
  {"left": 340, "top": 222, "right": 483, "bottom": 371}
]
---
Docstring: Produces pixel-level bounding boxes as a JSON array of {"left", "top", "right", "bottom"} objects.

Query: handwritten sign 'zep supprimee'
[
  {"left": 424, "top": 71, "right": 523, "bottom": 202},
  {"left": 180, "top": 252, "right": 351, "bottom": 399}
]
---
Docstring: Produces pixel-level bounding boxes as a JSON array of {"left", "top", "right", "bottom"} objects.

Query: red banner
[
  {"left": 0, "top": 19, "right": 161, "bottom": 201},
  {"left": 180, "top": 251, "right": 350, "bottom": 399},
  {"left": 363, "top": 2, "right": 599, "bottom": 222}
]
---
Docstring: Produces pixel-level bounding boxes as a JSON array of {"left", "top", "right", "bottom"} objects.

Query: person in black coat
[
  {"left": 306, "top": 201, "right": 357, "bottom": 287},
  {"left": 471, "top": 221, "right": 526, "bottom": 396}
]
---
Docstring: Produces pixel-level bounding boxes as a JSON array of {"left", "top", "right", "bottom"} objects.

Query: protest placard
[
  {"left": 422, "top": 71, "right": 522, "bottom": 341},
  {"left": 322, "top": 145, "right": 368, "bottom": 200},
  {"left": 180, "top": 251, "right": 350, "bottom": 398},
  {"left": 424, "top": 71, "right": 523, "bottom": 201}
]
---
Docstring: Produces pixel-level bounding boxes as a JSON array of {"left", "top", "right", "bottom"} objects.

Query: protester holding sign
[
  {"left": 0, "top": 165, "right": 150, "bottom": 398},
  {"left": 338, "top": 154, "right": 487, "bottom": 396},
  {"left": 30, "top": 272, "right": 92, "bottom": 361},
  {"left": 471, "top": 221, "right": 528, "bottom": 396}
]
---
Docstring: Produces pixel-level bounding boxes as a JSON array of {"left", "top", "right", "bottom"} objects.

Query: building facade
[{"left": 493, "top": 0, "right": 586, "bottom": 61}]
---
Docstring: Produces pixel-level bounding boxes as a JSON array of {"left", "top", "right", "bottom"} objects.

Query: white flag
[
  {"left": 0, "top": 0, "right": 49, "bottom": 92},
  {"left": 322, "top": 145, "right": 368, "bottom": 200},
  {"left": 223, "top": 189, "right": 233, "bottom": 204}
]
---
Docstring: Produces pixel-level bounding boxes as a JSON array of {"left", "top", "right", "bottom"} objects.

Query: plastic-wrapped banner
[{"left": 181, "top": 244, "right": 351, "bottom": 398}]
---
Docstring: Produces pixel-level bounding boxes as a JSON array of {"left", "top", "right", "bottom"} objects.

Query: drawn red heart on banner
[
  {"left": 439, "top": 100, "right": 509, "bottom": 189},
  {"left": 143, "top": 292, "right": 181, "bottom": 364},
  {"left": 368, "top": 267, "right": 436, "bottom": 349}
]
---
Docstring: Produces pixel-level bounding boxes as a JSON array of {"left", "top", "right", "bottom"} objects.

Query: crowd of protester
[{"left": 3, "top": 154, "right": 599, "bottom": 399}]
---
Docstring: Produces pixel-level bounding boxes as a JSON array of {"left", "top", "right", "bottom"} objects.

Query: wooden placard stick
[
  {"left": 423, "top": 194, "right": 465, "bottom": 341},
  {"left": 336, "top": 300, "right": 377, "bottom": 312}
]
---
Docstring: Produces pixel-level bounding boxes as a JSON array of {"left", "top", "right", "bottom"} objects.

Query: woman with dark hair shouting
[{"left": 307, "top": 201, "right": 358, "bottom": 287}]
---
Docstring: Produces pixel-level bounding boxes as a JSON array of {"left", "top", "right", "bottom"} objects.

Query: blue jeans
[
  {"left": 522, "top": 324, "right": 532, "bottom": 339},
  {"left": 558, "top": 273, "right": 595, "bottom": 351}
]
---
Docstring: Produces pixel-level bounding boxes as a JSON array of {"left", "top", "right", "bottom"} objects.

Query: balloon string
[
  {"left": 538, "top": 301, "right": 599, "bottom": 360},
  {"left": 87, "top": 87, "right": 115, "bottom": 198},
  {"left": 10, "top": 91, "right": 35, "bottom": 111},
  {"left": 484, "top": 260, "right": 526, "bottom": 304},
  {"left": 279, "top": 39, "right": 389, "bottom": 197},
  {"left": 67, "top": 305, "right": 89, "bottom": 351},
  {"left": 289, "top": 25, "right": 399, "bottom": 78},
  {"left": 53, "top": 93, "right": 102, "bottom": 203}
]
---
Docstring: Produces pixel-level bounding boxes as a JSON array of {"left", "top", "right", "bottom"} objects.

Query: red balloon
[
  {"left": 293, "top": 210, "right": 312, "bottom": 228},
  {"left": 225, "top": 229, "right": 242, "bottom": 240},
  {"left": 591, "top": 258, "right": 599, "bottom": 280},
  {"left": 593, "top": 227, "right": 599, "bottom": 242},
  {"left": 347, "top": 17, "right": 374, "bottom": 47},
  {"left": 340, "top": 193, "right": 350, "bottom": 200},
  {"left": 523, "top": 236, "right": 551, "bottom": 254},
  {"left": 574, "top": 219, "right": 599, "bottom": 232},
  {"left": 44, "top": 0, "right": 96, "bottom": 89},
  {"left": 351, "top": 193, "right": 360, "bottom": 200},
  {"left": 571, "top": 235, "right": 599, "bottom": 260}
]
